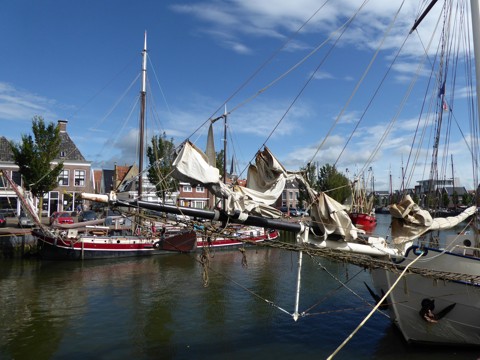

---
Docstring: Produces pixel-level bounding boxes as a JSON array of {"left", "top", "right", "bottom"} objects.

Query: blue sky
[{"left": 1, "top": 0, "right": 477, "bottom": 192}]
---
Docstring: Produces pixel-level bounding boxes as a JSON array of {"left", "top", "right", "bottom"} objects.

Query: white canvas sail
[
  {"left": 171, "top": 140, "right": 361, "bottom": 239},
  {"left": 172, "top": 141, "right": 286, "bottom": 217},
  {"left": 390, "top": 195, "right": 476, "bottom": 245}
]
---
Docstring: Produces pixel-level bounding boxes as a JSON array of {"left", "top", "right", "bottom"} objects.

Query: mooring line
[{"left": 327, "top": 251, "right": 424, "bottom": 359}]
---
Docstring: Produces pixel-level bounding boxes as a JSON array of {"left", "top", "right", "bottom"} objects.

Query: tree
[
  {"left": 452, "top": 190, "right": 459, "bottom": 208},
  {"left": 298, "top": 163, "right": 318, "bottom": 207},
  {"left": 317, "top": 164, "right": 351, "bottom": 203},
  {"left": 10, "top": 116, "right": 63, "bottom": 215},
  {"left": 462, "top": 192, "right": 473, "bottom": 206},
  {"left": 146, "top": 133, "right": 177, "bottom": 202},
  {"left": 298, "top": 163, "right": 351, "bottom": 204},
  {"left": 442, "top": 191, "right": 450, "bottom": 208},
  {"left": 216, "top": 149, "right": 224, "bottom": 177},
  {"left": 412, "top": 193, "right": 420, "bottom": 205}
]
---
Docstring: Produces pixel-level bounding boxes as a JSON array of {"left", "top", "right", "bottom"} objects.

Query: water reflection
[{"left": 1, "top": 215, "right": 478, "bottom": 359}]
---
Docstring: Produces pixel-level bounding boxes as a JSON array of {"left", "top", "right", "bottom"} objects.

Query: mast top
[{"left": 141, "top": 31, "right": 147, "bottom": 94}]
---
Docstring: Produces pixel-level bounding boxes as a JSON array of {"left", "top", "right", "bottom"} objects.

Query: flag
[{"left": 443, "top": 99, "right": 449, "bottom": 111}]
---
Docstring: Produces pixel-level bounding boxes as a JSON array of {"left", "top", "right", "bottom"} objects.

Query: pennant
[{"left": 442, "top": 100, "right": 449, "bottom": 112}]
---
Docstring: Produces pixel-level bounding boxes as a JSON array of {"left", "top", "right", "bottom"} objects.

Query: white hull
[{"left": 371, "top": 242, "right": 480, "bottom": 345}]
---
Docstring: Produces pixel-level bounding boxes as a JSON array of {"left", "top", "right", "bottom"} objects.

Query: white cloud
[{"left": 0, "top": 82, "right": 57, "bottom": 122}]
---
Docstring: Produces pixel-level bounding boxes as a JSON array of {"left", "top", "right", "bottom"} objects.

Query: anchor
[
  {"left": 364, "top": 282, "right": 389, "bottom": 309},
  {"left": 419, "top": 298, "right": 456, "bottom": 323}
]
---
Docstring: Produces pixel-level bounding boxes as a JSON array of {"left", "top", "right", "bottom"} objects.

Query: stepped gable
[
  {"left": 0, "top": 136, "right": 14, "bottom": 162},
  {"left": 57, "top": 120, "right": 85, "bottom": 161}
]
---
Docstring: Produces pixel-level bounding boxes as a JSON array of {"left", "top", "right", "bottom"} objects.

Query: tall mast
[
  {"left": 472, "top": 1, "right": 480, "bottom": 124},
  {"left": 138, "top": 31, "right": 147, "bottom": 200},
  {"left": 223, "top": 105, "right": 227, "bottom": 186},
  {"left": 222, "top": 105, "right": 228, "bottom": 210},
  {"left": 470, "top": 0, "right": 480, "bottom": 230}
]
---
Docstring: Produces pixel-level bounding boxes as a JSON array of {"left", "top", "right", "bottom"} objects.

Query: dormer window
[{"left": 60, "top": 151, "right": 66, "bottom": 158}]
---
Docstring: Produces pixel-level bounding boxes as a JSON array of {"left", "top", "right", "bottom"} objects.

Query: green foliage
[
  {"left": 299, "top": 163, "right": 351, "bottom": 204},
  {"left": 442, "top": 191, "right": 450, "bottom": 208},
  {"left": 412, "top": 193, "right": 420, "bottom": 204},
  {"left": 452, "top": 191, "right": 459, "bottom": 207},
  {"left": 10, "top": 116, "right": 63, "bottom": 200},
  {"left": 298, "top": 163, "right": 317, "bottom": 206},
  {"left": 462, "top": 192, "right": 473, "bottom": 206},
  {"left": 146, "top": 133, "right": 177, "bottom": 200},
  {"left": 317, "top": 164, "right": 351, "bottom": 203},
  {"left": 216, "top": 149, "right": 224, "bottom": 177}
]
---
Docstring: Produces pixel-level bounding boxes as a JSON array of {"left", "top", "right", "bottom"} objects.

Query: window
[
  {"left": 58, "top": 170, "right": 69, "bottom": 186},
  {"left": 183, "top": 185, "right": 192, "bottom": 192},
  {"left": 195, "top": 185, "right": 204, "bottom": 193},
  {"left": 191, "top": 200, "right": 206, "bottom": 208},
  {"left": 74, "top": 170, "right": 86, "bottom": 186}
]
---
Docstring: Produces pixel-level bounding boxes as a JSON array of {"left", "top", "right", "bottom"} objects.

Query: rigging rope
[
  {"left": 325, "top": 0, "right": 407, "bottom": 168},
  {"left": 235, "top": 236, "right": 480, "bottom": 284},
  {"left": 326, "top": 250, "right": 425, "bottom": 360},
  {"left": 177, "top": 0, "right": 335, "bottom": 149}
]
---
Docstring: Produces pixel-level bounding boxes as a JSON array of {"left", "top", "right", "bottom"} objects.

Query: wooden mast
[
  {"left": 138, "top": 31, "right": 147, "bottom": 200},
  {"left": 222, "top": 106, "right": 227, "bottom": 210}
]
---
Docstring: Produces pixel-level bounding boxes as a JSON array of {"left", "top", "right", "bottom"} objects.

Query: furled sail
[
  {"left": 310, "top": 191, "right": 362, "bottom": 241},
  {"left": 171, "top": 141, "right": 361, "bottom": 240},
  {"left": 172, "top": 141, "right": 286, "bottom": 217},
  {"left": 390, "top": 195, "right": 476, "bottom": 244}
]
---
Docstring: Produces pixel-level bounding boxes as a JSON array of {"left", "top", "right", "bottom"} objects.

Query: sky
[{"left": 1, "top": 0, "right": 478, "bottom": 192}]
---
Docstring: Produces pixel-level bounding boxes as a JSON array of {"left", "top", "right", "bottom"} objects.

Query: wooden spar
[
  {"left": 409, "top": 0, "right": 438, "bottom": 34},
  {"left": 115, "top": 199, "right": 304, "bottom": 233}
]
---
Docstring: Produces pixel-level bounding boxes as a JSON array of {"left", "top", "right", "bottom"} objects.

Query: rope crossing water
[
  {"left": 237, "top": 238, "right": 480, "bottom": 284},
  {"left": 326, "top": 250, "right": 426, "bottom": 359}
]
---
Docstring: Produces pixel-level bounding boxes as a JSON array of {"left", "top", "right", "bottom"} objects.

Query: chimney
[{"left": 58, "top": 119, "right": 68, "bottom": 132}]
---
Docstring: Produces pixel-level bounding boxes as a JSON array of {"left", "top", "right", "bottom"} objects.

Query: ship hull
[
  {"left": 34, "top": 229, "right": 197, "bottom": 260},
  {"left": 371, "top": 244, "right": 480, "bottom": 346}
]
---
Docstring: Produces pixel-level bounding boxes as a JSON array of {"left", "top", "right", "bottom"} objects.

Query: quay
[{"left": 0, "top": 216, "right": 48, "bottom": 258}]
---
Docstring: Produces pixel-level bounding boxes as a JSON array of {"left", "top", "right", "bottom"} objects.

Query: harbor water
[{"left": 0, "top": 214, "right": 478, "bottom": 360}]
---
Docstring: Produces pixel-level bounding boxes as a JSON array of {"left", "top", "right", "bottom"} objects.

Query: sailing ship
[
  {"left": 110, "top": 1, "right": 480, "bottom": 347},
  {"left": 31, "top": 32, "right": 276, "bottom": 259},
  {"left": 347, "top": 171, "right": 377, "bottom": 232},
  {"left": 16, "top": 33, "right": 198, "bottom": 260},
  {"left": 76, "top": 0, "right": 480, "bottom": 347}
]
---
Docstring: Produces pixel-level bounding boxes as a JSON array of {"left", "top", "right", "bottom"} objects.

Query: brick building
[{"left": 0, "top": 120, "right": 93, "bottom": 216}]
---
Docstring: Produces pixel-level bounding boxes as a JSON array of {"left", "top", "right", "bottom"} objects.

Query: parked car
[
  {"left": 297, "top": 208, "right": 309, "bottom": 216},
  {"left": 103, "top": 209, "right": 125, "bottom": 225},
  {"left": 18, "top": 212, "right": 35, "bottom": 228},
  {"left": 289, "top": 208, "right": 299, "bottom": 216},
  {"left": 0, "top": 214, "right": 6, "bottom": 227},
  {"left": 78, "top": 210, "right": 98, "bottom": 222},
  {"left": 50, "top": 212, "right": 74, "bottom": 225},
  {"left": 166, "top": 213, "right": 191, "bottom": 221}
]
